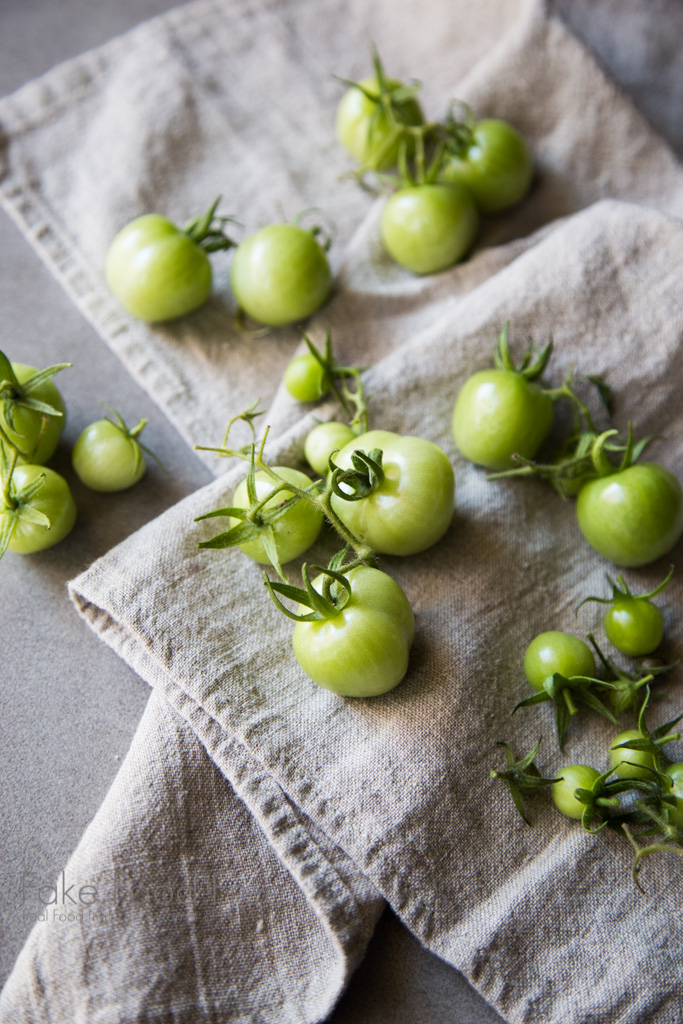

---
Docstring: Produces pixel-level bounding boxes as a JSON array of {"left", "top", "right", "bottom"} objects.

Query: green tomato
[
  {"left": 2, "top": 363, "right": 66, "bottom": 465},
  {"left": 576, "top": 463, "right": 683, "bottom": 567},
  {"left": 106, "top": 214, "right": 213, "bottom": 322},
  {"left": 284, "top": 354, "right": 330, "bottom": 403},
  {"left": 664, "top": 764, "right": 683, "bottom": 829},
  {"left": 304, "top": 422, "right": 356, "bottom": 476},
  {"left": 552, "top": 765, "right": 600, "bottom": 819},
  {"left": 380, "top": 184, "right": 478, "bottom": 275},
  {"left": 336, "top": 75, "right": 423, "bottom": 170},
  {"left": 72, "top": 419, "right": 147, "bottom": 492},
  {"left": 604, "top": 598, "right": 664, "bottom": 657},
  {"left": 2, "top": 464, "right": 76, "bottom": 554},
  {"left": 439, "top": 119, "right": 533, "bottom": 214},
  {"left": 452, "top": 368, "right": 553, "bottom": 471},
  {"left": 609, "top": 729, "right": 655, "bottom": 781},
  {"left": 523, "top": 632, "right": 596, "bottom": 692},
  {"left": 231, "top": 466, "right": 323, "bottom": 565},
  {"left": 230, "top": 224, "right": 332, "bottom": 327},
  {"left": 292, "top": 565, "right": 415, "bottom": 696},
  {"left": 330, "top": 429, "right": 455, "bottom": 556}
]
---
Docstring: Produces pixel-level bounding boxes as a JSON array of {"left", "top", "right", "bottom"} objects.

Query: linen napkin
[{"left": 3, "top": 1, "right": 683, "bottom": 1022}]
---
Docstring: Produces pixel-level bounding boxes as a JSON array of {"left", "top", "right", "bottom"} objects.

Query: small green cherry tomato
[
  {"left": 452, "top": 368, "right": 553, "bottom": 471},
  {"left": 523, "top": 632, "right": 596, "bottom": 692},
  {"left": 439, "top": 119, "right": 533, "bottom": 214},
  {"left": 106, "top": 214, "right": 213, "bottom": 322},
  {"left": 664, "top": 764, "right": 683, "bottom": 828},
  {"left": 378, "top": 182, "right": 481, "bottom": 274},
  {"left": 609, "top": 729, "right": 655, "bottom": 781},
  {"left": 336, "top": 75, "right": 423, "bottom": 170},
  {"left": 2, "top": 362, "right": 66, "bottom": 465},
  {"left": 72, "top": 417, "right": 148, "bottom": 492},
  {"left": 604, "top": 599, "right": 664, "bottom": 657},
  {"left": 576, "top": 463, "right": 683, "bottom": 567},
  {"left": 292, "top": 565, "right": 415, "bottom": 697},
  {"left": 230, "top": 224, "right": 332, "bottom": 327},
  {"left": 380, "top": 184, "right": 478, "bottom": 275},
  {"left": 304, "top": 422, "right": 356, "bottom": 476},
  {"left": 330, "top": 429, "right": 455, "bottom": 556},
  {"left": 2, "top": 464, "right": 77, "bottom": 554},
  {"left": 231, "top": 466, "right": 323, "bottom": 565},
  {"left": 284, "top": 354, "right": 330, "bottom": 403},
  {"left": 552, "top": 765, "right": 600, "bottom": 819}
]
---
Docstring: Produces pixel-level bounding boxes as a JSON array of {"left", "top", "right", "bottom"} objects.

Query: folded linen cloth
[
  {"left": 3, "top": 0, "right": 683, "bottom": 1022},
  {"left": 1, "top": 0, "right": 682, "bottom": 468},
  {"left": 5, "top": 197, "right": 683, "bottom": 1024}
]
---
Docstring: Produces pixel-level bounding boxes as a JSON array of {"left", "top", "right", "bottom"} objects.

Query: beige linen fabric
[{"left": 3, "top": 0, "right": 683, "bottom": 1022}]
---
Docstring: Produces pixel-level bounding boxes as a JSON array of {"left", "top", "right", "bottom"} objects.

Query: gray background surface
[{"left": 1, "top": 0, "right": 680, "bottom": 1020}]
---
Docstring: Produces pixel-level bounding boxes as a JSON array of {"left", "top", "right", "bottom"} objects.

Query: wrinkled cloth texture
[{"left": 2, "top": 0, "right": 683, "bottom": 1022}]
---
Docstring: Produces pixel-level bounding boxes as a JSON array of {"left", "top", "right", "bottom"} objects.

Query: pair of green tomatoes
[{"left": 106, "top": 215, "right": 332, "bottom": 328}]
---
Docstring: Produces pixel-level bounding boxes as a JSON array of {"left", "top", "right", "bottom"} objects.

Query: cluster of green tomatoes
[
  {"left": 0, "top": 351, "right": 160, "bottom": 557},
  {"left": 493, "top": 568, "right": 683, "bottom": 883},
  {"left": 104, "top": 52, "right": 534, "bottom": 329}
]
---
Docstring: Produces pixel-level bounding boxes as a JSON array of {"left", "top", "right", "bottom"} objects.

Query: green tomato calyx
[
  {"left": 585, "top": 633, "right": 676, "bottom": 715},
  {"left": 330, "top": 447, "right": 384, "bottom": 502},
  {"left": 514, "top": 670, "right": 618, "bottom": 750},
  {"left": 182, "top": 195, "right": 237, "bottom": 253},
  {"left": 0, "top": 354, "right": 69, "bottom": 458},
  {"left": 579, "top": 565, "right": 674, "bottom": 611},
  {"left": 490, "top": 738, "right": 561, "bottom": 825},
  {"left": 492, "top": 322, "right": 552, "bottom": 382},
  {"left": 0, "top": 466, "right": 51, "bottom": 558},
  {"left": 265, "top": 549, "right": 373, "bottom": 624}
]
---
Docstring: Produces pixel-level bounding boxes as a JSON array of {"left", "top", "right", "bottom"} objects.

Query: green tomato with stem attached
[
  {"left": 438, "top": 118, "right": 533, "bottom": 214},
  {"left": 284, "top": 354, "right": 330, "bottom": 403},
  {"left": 72, "top": 415, "right": 151, "bottom": 492},
  {"left": 1, "top": 464, "right": 76, "bottom": 554},
  {"left": 336, "top": 75, "right": 423, "bottom": 170},
  {"left": 0, "top": 360, "right": 67, "bottom": 465},
  {"left": 292, "top": 565, "right": 415, "bottom": 696},
  {"left": 523, "top": 632, "right": 596, "bottom": 692},
  {"left": 552, "top": 765, "right": 600, "bottom": 819},
  {"left": 609, "top": 729, "right": 655, "bottom": 781},
  {"left": 231, "top": 467, "right": 323, "bottom": 565}
]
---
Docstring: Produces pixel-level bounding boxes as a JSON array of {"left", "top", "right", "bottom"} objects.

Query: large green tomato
[
  {"left": 576, "top": 463, "right": 683, "bottom": 567},
  {"left": 523, "top": 632, "right": 596, "bottom": 692},
  {"left": 380, "top": 184, "right": 478, "bottom": 275},
  {"left": 330, "top": 430, "right": 455, "bottom": 555},
  {"left": 552, "top": 765, "right": 600, "bottom": 819},
  {"left": 230, "top": 224, "right": 332, "bottom": 327},
  {"left": 231, "top": 466, "right": 323, "bottom": 565},
  {"left": 106, "top": 214, "right": 213, "bottom": 322},
  {"left": 72, "top": 419, "right": 147, "bottom": 492},
  {"left": 2, "top": 464, "right": 77, "bottom": 554},
  {"left": 336, "top": 75, "right": 423, "bottom": 169},
  {"left": 438, "top": 119, "right": 533, "bottom": 214},
  {"left": 292, "top": 566, "right": 415, "bottom": 696},
  {"left": 452, "top": 368, "right": 553, "bottom": 471},
  {"left": 1, "top": 362, "right": 66, "bottom": 465}
]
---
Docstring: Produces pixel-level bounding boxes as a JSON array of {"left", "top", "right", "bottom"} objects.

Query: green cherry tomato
[
  {"left": 106, "top": 214, "right": 213, "bottom": 322},
  {"left": 336, "top": 75, "right": 423, "bottom": 170},
  {"left": 452, "top": 368, "right": 553, "bottom": 471},
  {"left": 1, "top": 362, "right": 66, "bottom": 465},
  {"left": 576, "top": 463, "right": 683, "bottom": 567},
  {"left": 609, "top": 729, "right": 655, "bottom": 781},
  {"left": 604, "top": 598, "right": 664, "bottom": 657},
  {"left": 380, "top": 184, "right": 478, "bottom": 275},
  {"left": 292, "top": 565, "right": 415, "bottom": 696},
  {"left": 304, "top": 422, "right": 356, "bottom": 476},
  {"left": 231, "top": 466, "right": 323, "bottom": 565},
  {"left": 523, "top": 632, "right": 596, "bottom": 692},
  {"left": 230, "top": 224, "right": 332, "bottom": 327},
  {"left": 439, "top": 119, "right": 533, "bottom": 214},
  {"left": 72, "top": 418, "right": 148, "bottom": 492},
  {"left": 552, "top": 765, "right": 600, "bottom": 819},
  {"left": 284, "top": 354, "right": 330, "bottom": 403},
  {"left": 2, "top": 464, "right": 76, "bottom": 554},
  {"left": 331, "top": 429, "right": 455, "bottom": 556},
  {"left": 664, "top": 764, "right": 683, "bottom": 828}
]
